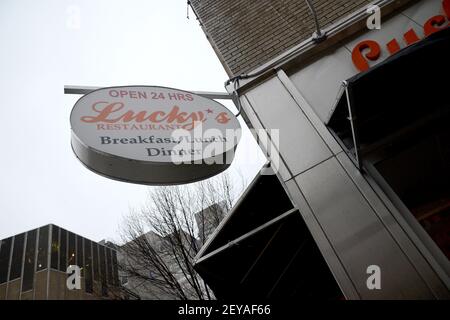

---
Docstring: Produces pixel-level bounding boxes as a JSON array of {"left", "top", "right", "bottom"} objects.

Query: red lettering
[
  {"left": 119, "top": 110, "right": 151, "bottom": 123},
  {"left": 81, "top": 102, "right": 124, "bottom": 123},
  {"left": 424, "top": 15, "right": 448, "bottom": 37},
  {"left": 352, "top": 0, "right": 449, "bottom": 72},
  {"left": 444, "top": 0, "right": 450, "bottom": 19},
  {"left": 403, "top": 29, "right": 420, "bottom": 45},
  {"left": 386, "top": 39, "right": 401, "bottom": 55},
  {"left": 215, "top": 112, "right": 231, "bottom": 124},
  {"left": 166, "top": 106, "right": 188, "bottom": 123},
  {"left": 80, "top": 102, "right": 205, "bottom": 130},
  {"left": 147, "top": 111, "right": 166, "bottom": 122},
  {"left": 351, "top": 40, "right": 381, "bottom": 72}
]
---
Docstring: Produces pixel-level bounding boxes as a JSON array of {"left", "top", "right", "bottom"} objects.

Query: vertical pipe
[{"left": 304, "top": 0, "right": 326, "bottom": 41}]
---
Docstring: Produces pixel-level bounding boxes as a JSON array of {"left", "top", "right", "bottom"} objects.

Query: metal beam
[
  {"left": 193, "top": 208, "right": 299, "bottom": 266},
  {"left": 64, "top": 85, "right": 232, "bottom": 100}
]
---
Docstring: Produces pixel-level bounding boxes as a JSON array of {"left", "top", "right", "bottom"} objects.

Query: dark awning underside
[
  {"left": 328, "top": 27, "right": 450, "bottom": 167},
  {"left": 193, "top": 167, "right": 342, "bottom": 299}
]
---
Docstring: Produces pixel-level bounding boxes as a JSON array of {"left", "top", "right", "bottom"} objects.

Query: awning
[
  {"left": 327, "top": 27, "right": 450, "bottom": 168},
  {"left": 193, "top": 166, "right": 343, "bottom": 299}
]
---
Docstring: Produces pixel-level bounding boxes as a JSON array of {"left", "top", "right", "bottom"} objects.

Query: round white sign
[{"left": 70, "top": 86, "right": 241, "bottom": 185}]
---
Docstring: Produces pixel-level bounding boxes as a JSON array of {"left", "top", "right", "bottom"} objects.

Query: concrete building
[
  {"left": 119, "top": 229, "right": 210, "bottom": 300},
  {"left": 119, "top": 204, "right": 228, "bottom": 299},
  {"left": 195, "top": 201, "right": 228, "bottom": 244},
  {"left": 0, "top": 224, "right": 121, "bottom": 300},
  {"left": 118, "top": 231, "right": 180, "bottom": 300},
  {"left": 190, "top": 0, "right": 450, "bottom": 299}
]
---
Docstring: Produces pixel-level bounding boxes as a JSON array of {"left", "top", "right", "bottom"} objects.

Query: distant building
[
  {"left": 195, "top": 202, "right": 228, "bottom": 244},
  {"left": 119, "top": 230, "right": 204, "bottom": 300},
  {"left": 118, "top": 231, "right": 180, "bottom": 300},
  {"left": 0, "top": 224, "right": 121, "bottom": 300},
  {"left": 119, "top": 203, "right": 228, "bottom": 299}
]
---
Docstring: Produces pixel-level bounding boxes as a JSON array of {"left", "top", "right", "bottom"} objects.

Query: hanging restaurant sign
[{"left": 70, "top": 86, "right": 241, "bottom": 185}]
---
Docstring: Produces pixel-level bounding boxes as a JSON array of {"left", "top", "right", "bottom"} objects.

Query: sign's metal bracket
[{"left": 64, "top": 85, "right": 232, "bottom": 100}]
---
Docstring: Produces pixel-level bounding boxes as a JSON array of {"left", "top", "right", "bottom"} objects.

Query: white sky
[{"left": 0, "top": 0, "right": 266, "bottom": 242}]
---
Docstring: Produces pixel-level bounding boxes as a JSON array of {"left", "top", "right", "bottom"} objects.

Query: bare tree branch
[{"left": 118, "top": 172, "right": 244, "bottom": 300}]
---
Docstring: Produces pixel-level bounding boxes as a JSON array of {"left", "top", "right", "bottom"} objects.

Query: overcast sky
[{"left": 0, "top": 0, "right": 265, "bottom": 242}]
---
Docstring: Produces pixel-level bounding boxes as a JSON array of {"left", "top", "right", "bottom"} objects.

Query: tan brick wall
[
  {"left": 21, "top": 290, "right": 33, "bottom": 300},
  {"left": 0, "top": 272, "right": 121, "bottom": 300},
  {"left": 191, "top": 0, "right": 373, "bottom": 76},
  {"left": 48, "top": 270, "right": 65, "bottom": 300},
  {"left": 0, "top": 283, "right": 6, "bottom": 300},
  {"left": 6, "top": 279, "right": 20, "bottom": 300},
  {"left": 34, "top": 270, "right": 47, "bottom": 299}
]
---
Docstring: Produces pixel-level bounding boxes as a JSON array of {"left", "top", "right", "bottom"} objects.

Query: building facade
[
  {"left": 195, "top": 202, "right": 227, "bottom": 244},
  {"left": 118, "top": 231, "right": 180, "bottom": 300},
  {"left": 0, "top": 224, "right": 121, "bottom": 300},
  {"left": 120, "top": 204, "right": 228, "bottom": 300},
  {"left": 191, "top": 0, "right": 450, "bottom": 299}
]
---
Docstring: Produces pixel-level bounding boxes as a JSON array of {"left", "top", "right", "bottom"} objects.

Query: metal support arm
[{"left": 64, "top": 85, "right": 232, "bottom": 100}]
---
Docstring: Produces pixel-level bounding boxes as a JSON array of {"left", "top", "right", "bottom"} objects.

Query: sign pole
[{"left": 64, "top": 85, "right": 232, "bottom": 100}]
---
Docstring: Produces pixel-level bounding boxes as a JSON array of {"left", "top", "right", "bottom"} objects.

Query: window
[
  {"left": 50, "top": 226, "right": 59, "bottom": 270},
  {"left": 67, "top": 232, "right": 76, "bottom": 266},
  {"left": 0, "top": 237, "right": 12, "bottom": 283},
  {"left": 111, "top": 250, "right": 119, "bottom": 286},
  {"left": 370, "top": 125, "right": 450, "bottom": 261},
  {"left": 22, "top": 229, "right": 37, "bottom": 292},
  {"left": 92, "top": 243, "right": 100, "bottom": 282},
  {"left": 36, "top": 226, "right": 49, "bottom": 271},
  {"left": 99, "top": 245, "right": 107, "bottom": 296},
  {"left": 9, "top": 233, "right": 25, "bottom": 281},
  {"left": 84, "top": 239, "right": 93, "bottom": 293},
  {"left": 76, "top": 236, "right": 84, "bottom": 276},
  {"left": 59, "top": 229, "right": 67, "bottom": 272},
  {"left": 106, "top": 247, "right": 113, "bottom": 286}
]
